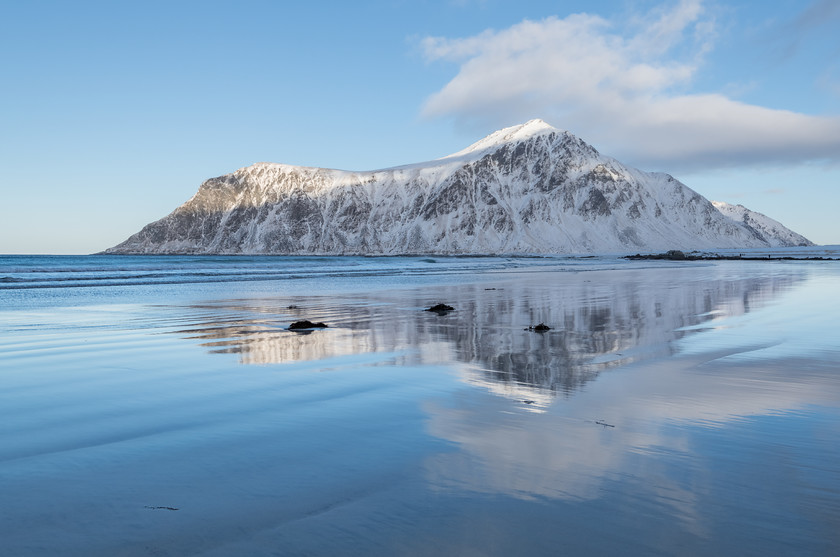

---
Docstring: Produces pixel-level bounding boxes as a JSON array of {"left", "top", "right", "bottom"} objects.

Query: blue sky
[{"left": 1, "top": 0, "right": 839, "bottom": 253}]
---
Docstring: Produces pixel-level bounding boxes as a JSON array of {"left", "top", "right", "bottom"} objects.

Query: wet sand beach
[{"left": 1, "top": 254, "right": 839, "bottom": 556}]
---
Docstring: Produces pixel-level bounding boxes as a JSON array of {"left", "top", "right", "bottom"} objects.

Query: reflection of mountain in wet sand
[{"left": 170, "top": 267, "right": 803, "bottom": 399}]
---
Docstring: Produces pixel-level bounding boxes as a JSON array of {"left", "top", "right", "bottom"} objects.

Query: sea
[{"left": 1, "top": 250, "right": 839, "bottom": 556}]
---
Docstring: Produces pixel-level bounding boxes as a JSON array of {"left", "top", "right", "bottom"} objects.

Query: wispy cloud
[
  {"left": 420, "top": 0, "right": 840, "bottom": 172},
  {"left": 791, "top": 0, "right": 840, "bottom": 34},
  {"left": 771, "top": 0, "right": 840, "bottom": 61}
]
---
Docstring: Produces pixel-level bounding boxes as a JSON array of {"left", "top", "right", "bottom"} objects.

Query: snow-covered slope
[
  {"left": 711, "top": 201, "right": 811, "bottom": 247},
  {"left": 107, "top": 120, "right": 811, "bottom": 254}
]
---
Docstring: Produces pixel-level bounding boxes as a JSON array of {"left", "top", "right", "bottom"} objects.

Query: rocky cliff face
[{"left": 107, "top": 120, "right": 811, "bottom": 254}]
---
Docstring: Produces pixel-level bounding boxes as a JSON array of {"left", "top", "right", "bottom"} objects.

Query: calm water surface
[{"left": 1, "top": 254, "right": 838, "bottom": 556}]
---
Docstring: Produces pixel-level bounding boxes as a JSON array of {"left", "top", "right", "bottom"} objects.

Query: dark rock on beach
[
  {"left": 624, "top": 249, "right": 696, "bottom": 261},
  {"left": 288, "top": 320, "right": 328, "bottom": 330},
  {"left": 625, "top": 250, "right": 838, "bottom": 261}
]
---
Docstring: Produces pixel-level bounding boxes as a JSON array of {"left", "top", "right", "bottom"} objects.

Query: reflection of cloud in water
[
  {"left": 423, "top": 346, "right": 840, "bottom": 532},
  {"left": 169, "top": 266, "right": 803, "bottom": 402}
]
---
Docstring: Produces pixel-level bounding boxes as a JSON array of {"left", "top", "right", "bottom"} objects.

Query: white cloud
[{"left": 421, "top": 0, "right": 840, "bottom": 172}]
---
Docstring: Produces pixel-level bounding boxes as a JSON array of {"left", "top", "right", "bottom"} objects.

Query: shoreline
[{"left": 624, "top": 249, "right": 839, "bottom": 261}]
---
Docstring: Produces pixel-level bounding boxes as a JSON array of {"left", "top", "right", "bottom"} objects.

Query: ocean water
[
  {"left": 0, "top": 254, "right": 621, "bottom": 309},
  {"left": 1, "top": 253, "right": 839, "bottom": 556}
]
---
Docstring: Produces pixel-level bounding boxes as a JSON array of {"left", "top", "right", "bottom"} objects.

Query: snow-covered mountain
[
  {"left": 107, "top": 120, "right": 811, "bottom": 255},
  {"left": 710, "top": 201, "right": 810, "bottom": 248}
]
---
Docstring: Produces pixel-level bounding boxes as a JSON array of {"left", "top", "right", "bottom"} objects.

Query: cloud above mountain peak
[{"left": 421, "top": 0, "right": 840, "bottom": 172}]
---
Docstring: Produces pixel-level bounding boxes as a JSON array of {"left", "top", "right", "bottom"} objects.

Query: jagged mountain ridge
[
  {"left": 107, "top": 120, "right": 812, "bottom": 254},
  {"left": 711, "top": 201, "right": 810, "bottom": 247}
]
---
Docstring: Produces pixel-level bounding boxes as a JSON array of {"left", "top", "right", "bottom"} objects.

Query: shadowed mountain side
[
  {"left": 162, "top": 267, "right": 804, "bottom": 401},
  {"left": 106, "top": 121, "right": 811, "bottom": 255}
]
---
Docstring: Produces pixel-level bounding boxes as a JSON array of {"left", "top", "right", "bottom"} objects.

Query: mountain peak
[
  {"left": 107, "top": 121, "right": 811, "bottom": 255},
  {"left": 519, "top": 118, "right": 556, "bottom": 132},
  {"left": 443, "top": 119, "right": 563, "bottom": 160}
]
